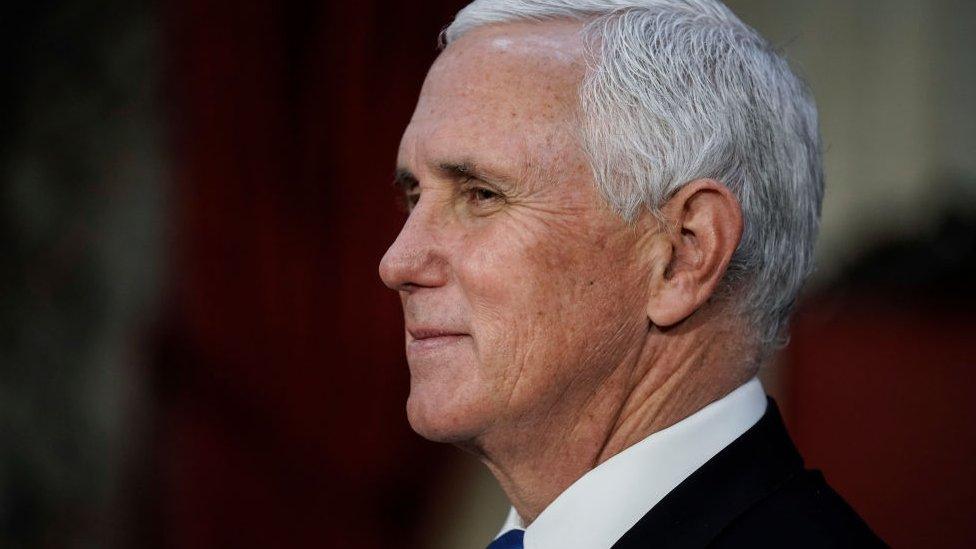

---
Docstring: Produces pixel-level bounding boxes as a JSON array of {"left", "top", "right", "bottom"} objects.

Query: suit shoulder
[{"left": 710, "top": 469, "right": 887, "bottom": 548}]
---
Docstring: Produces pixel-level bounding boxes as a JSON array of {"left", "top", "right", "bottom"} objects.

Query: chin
[{"left": 405, "top": 383, "right": 489, "bottom": 444}]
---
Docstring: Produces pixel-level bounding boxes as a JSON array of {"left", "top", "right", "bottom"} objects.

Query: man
[{"left": 379, "top": 0, "right": 883, "bottom": 547}]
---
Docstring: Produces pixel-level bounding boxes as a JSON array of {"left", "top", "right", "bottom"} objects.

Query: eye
[
  {"left": 472, "top": 187, "right": 500, "bottom": 202},
  {"left": 461, "top": 183, "right": 505, "bottom": 214}
]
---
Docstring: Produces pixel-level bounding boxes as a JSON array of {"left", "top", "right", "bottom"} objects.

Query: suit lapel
[{"left": 611, "top": 399, "right": 804, "bottom": 549}]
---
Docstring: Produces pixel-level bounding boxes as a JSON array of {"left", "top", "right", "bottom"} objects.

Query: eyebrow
[
  {"left": 393, "top": 158, "right": 517, "bottom": 191},
  {"left": 435, "top": 159, "right": 515, "bottom": 186}
]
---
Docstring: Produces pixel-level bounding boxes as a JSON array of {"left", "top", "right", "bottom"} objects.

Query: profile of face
[{"left": 379, "top": 22, "right": 654, "bottom": 447}]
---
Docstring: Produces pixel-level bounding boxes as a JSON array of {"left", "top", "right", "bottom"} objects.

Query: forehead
[{"left": 400, "top": 21, "right": 586, "bottom": 174}]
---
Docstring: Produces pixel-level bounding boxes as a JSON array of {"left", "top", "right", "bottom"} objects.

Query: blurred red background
[
  {"left": 142, "top": 1, "right": 976, "bottom": 548},
  {"left": 154, "top": 1, "right": 469, "bottom": 547},
  {"left": 788, "top": 297, "right": 976, "bottom": 548}
]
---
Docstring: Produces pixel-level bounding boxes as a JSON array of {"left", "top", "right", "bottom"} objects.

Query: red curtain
[{"left": 156, "top": 2, "right": 467, "bottom": 547}]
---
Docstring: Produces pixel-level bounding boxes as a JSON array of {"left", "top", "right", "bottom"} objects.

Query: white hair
[{"left": 442, "top": 0, "right": 823, "bottom": 359}]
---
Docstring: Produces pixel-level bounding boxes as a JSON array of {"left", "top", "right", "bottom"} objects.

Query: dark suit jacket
[{"left": 612, "top": 399, "right": 886, "bottom": 548}]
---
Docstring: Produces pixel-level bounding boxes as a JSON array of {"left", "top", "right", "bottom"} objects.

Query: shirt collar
[{"left": 495, "top": 377, "right": 767, "bottom": 549}]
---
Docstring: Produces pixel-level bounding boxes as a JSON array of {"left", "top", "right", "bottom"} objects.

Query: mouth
[{"left": 406, "top": 327, "right": 469, "bottom": 354}]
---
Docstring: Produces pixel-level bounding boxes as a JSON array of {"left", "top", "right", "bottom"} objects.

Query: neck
[{"left": 473, "top": 321, "right": 754, "bottom": 525}]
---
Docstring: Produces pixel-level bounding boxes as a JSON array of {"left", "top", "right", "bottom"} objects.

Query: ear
[{"left": 644, "top": 179, "right": 743, "bottom": 327}]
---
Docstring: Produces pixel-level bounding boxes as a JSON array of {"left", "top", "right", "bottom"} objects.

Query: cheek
[
  {"left": 455, "top": 219, "right": 643, "bottom": 377},
  {"left": 454, "top": 230, "right": 539, "bottom": 361}
]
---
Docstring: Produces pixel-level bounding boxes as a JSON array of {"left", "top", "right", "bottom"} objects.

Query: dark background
[{"left": 2, "top": 1, "right": 974, "bottom": 547}]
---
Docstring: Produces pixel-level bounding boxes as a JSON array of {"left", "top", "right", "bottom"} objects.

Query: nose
[{"left": 378, "top": 203, "right": 450, "bottom": 292}]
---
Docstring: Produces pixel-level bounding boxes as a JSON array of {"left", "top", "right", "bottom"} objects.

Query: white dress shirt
[{"left": 494, "top": 377, "right": 767, "bottom": 549}]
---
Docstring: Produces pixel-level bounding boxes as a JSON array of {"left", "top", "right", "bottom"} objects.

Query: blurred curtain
[{"left": 155, "top": 1, "right": 466, "bottom": 547}]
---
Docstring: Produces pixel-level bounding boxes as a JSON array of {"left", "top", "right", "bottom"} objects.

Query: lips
[
  {"left": 406, "top": 326, "right": 469, "bottom": 354},
  {"left": 408, "top": 327, "right": 467, "bottom": 340}
]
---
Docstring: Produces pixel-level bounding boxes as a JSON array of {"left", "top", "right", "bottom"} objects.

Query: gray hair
[{"left": 442, "top": 0, "right": 823, "bottom": 359}]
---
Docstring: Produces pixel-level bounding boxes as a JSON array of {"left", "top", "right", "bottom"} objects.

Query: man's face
[{"left": 379, "top": 22, "right": 652, "bottom": 446}]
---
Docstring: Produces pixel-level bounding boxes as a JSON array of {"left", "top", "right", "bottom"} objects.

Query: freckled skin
[
  {"left": 380, "top": 22, "right": 650, "bottom": 445},
  {"left": 379, "top": 20, "right": 750, "bottom": 523}
]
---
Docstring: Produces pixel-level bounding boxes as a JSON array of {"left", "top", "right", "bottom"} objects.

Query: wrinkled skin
[
  {"left": 378, "top": 22, "right": 654, "bottom": 447},
  {"left": 379, "top": 19, "right": 752, "bottom": 523}
]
